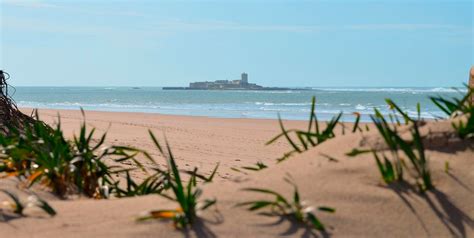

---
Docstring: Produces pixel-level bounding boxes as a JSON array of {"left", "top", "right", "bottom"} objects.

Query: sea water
[{"left": 12, "top": 87, "right": 464, "bottom": 122}]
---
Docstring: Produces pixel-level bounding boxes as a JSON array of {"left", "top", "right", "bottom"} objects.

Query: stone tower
[{"left": 241, "top": 73, "right": 248, "bottom": 86}]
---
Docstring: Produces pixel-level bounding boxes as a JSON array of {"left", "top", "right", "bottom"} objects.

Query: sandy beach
[
  {"left": 18, "top": 108, "right": 313, "bottom": 181},
  {"left": 1, "top": 108, "right": 473, "bottom": 237}
]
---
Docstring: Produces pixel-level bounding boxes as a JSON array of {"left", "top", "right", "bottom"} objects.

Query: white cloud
[
  {"left": 3, "top": 0, "right": 471, "bottom": 34},
  {"left": 345, "top": 24, "right": 468, "bottom": 31},
  {"left": 3, "top": 12, "right": 469, "bottom": 35},
  {"left": 151, "top": 20, "right": 324, "bottom": 33},
  {"left": 150, "top": 20, "right": 469, "bottom": 33},
  {"left": 2, "top": 1, "right": 470, "bottom": 34},
  {"left": 2, "top": 0, "right": 148, "bottom": 18},
  {"left": 3, "top": 0, "right": 59, "bottom": 9}
]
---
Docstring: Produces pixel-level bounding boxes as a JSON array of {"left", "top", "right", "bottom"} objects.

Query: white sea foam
[
  {"left": 313, "top": 87, "right": 463, "bottom": 93},
  {"left": 15, "top": 86, "right": 454, "bottom": 122},
  {"left": 355, "top": 104, "right": 367, "bottom": 110},
  {"left": 254, "top": 102, "right": 313, "bottom": 106}
]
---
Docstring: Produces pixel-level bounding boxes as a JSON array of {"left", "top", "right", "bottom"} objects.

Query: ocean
[{"left": 12, "top": 87, "right": 465, "bottom": 122}]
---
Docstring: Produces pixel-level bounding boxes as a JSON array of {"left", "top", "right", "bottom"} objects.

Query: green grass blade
[
  {"left": 277, "top": 114, "right": 301, "bottom": 153},
  {"left": 37, "top": 198, "right": 56, "bottom": 216},
  {"left": 306, "top": 212, "right": 325, "bottom": 231},
  {"left": 352, "top": 113, "right": 361, "bottom": 133},
  {"left": 239, "top": 200, "right": 275, "bottom": 211},
  {"left": 242, "top": 188, "right": 290, "bottom": 206},
  {"left": 318, "top": 206, "right": 335, "bottom": 213},
  {"left": 1, "top": 190, "right": 24, "bottom": 214}
]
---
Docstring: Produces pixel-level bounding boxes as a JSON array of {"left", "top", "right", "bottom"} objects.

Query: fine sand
[{"left": 1, "top": 108, "right": 473, "bottom": 237}]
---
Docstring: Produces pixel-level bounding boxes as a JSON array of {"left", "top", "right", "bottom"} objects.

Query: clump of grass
[
  {"left": 430, "top": 85, "right": 474, "bottom": 138},
  {"left": 1, "top": 114, "right": 76, "bottom": 197},
  {"left": 0, "top": 110, "right": 211, "bottom": 200},
  {"left": 0, "top": 189, "right": 56, "bottom": 219},
  {"left": 238, "top": 176, "right": 335, "bottom": 231},
  {"left": 430, "top": 85, "right": 473, "bottom": 116},
  {"left": 113, "top": 170, "right": 166, "bottom": 198},
  {"left": 347, "top": 100, "right": 434, "bottom": 192},
  {"left": 267, "top": 96, "right": 342, "bottom": 162},
  {"left": 137, "top": 131, "right": 216, "bottom": 229},
  {"left": 0, "top": 111, "right": 156, "bottom": 198}
]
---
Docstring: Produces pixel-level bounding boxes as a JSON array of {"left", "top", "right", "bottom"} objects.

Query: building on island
[
  {"left": 162, "top": 73, "right": 293, "bottom": 91},
  {"left": 189, "top": 73, "right": 263, "bottom": 90}
]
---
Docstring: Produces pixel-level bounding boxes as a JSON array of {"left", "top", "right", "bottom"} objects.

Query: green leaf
[
  {"left": 346, "top": 148, "right": 372, "bottom": 157},
  {"left": 352, "top": 113, "right": 361, "bottom": 133},
  {"left": 242, "top": 188, "right": 290, "bottom": 207},
  {"left": 37, "top": 198, "right": 56, "bottom": 216},
  {"left": 201, "top": 199, "right": 217, "bottom": 211},
  {"left": 306, "top": 212, "right": 325, "bottom": 231},
  {"left": 206, "top": 163, "right": 219, "bottom": 182},
  {"left": 277, "top": 114, "right": 301, "bottom": 153},
  {"left": 238, "top": 200, "right": 275, "bottom": 211},
  {"left": 318, "top": 206, "right": 335, "bottom": 213}
]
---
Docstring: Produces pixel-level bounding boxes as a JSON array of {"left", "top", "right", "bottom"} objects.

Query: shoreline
[
  {"left": 19, "top": 106, "right": 323, "bottom": 122},
  {"left": 18, "top": 106, "right": 439, "bottom": 124},
  {"left": 19, "top": 107, "right": 307, "bottom": 122}
]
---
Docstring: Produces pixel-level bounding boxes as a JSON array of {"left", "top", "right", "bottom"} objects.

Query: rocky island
[{"left": 163, "top": 73, "right": 293, "bottom": 90}]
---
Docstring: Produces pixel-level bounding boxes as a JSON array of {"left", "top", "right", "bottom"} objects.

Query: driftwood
[{"left": 0, "top": 70, "right": 37, "bottom": 136}]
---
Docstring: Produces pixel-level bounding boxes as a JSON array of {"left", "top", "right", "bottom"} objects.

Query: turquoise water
[{"left": 12, "top": 87, "right": 464, "bottom": 122}]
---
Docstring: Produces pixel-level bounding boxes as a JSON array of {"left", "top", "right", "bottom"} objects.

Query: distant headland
[{"left": 163, "top": 73, "right": 294, "bottom": 91}]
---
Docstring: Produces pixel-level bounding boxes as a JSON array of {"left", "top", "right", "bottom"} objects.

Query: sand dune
[{"left": 1, "top": 109, "right": 473, "bottom": 237}]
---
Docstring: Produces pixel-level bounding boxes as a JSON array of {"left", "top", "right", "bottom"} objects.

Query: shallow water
[{"left": 12, "top": 87, "right": 464, "bottom": 122}]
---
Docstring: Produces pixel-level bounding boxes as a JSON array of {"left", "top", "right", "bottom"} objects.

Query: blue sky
[{"left": 1, "top": 0, "right": 472, "bottom": 87}]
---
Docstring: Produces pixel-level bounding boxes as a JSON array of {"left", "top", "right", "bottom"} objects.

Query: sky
[{"left": 0, "top": 0, "right": 473, "bottom": 87}]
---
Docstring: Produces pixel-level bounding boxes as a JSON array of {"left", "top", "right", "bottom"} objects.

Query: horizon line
[{"left": 10, "top": 85, "right": 466, "bottom": 88}]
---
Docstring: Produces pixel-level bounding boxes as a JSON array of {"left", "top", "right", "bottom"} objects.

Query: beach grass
[
  {"left": 430, "top": 85, "right": 474, "bottom": 138},
  {"left": 0, "top": 189, "right": 56, "bottom": 218},
  {"left": 113, "top": 170, "right": 166, "bottom": 198},
  {"left": 0, "top": 111, "right": 160, "bottom": 198},
  {"left": 347, "top": 99, "right": 433, "bottom": 192},
  {"left": 267, "top": 96, "right": 342, "bottom": 162},
  {"left": 238, "top": 175, "right": 335, "bottom": 231},
  {"left": 137, "top": 131, "right": 216, "bottom": 229}
]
